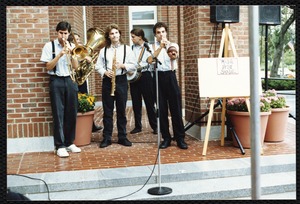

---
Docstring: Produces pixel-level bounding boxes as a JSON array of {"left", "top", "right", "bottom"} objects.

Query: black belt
[
  {"left": 49, "top": 75, "right": 70, "bottom": 78},
  {"left": 157, "top": 70, "right": 176, "bottom": 73},
  {"left": 103, "top": 74, "right": 126, "bottom": 79}
]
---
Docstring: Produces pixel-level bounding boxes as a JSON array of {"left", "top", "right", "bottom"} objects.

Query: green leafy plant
[
  {"left": 227, "top": 97, "right": 271, "bottom": 112},
  {"left": 78, "top": 93, "right": 95, "bottom": 113},
  {"left": 263, "top": 89, "right": 287, "bottom": 109}
]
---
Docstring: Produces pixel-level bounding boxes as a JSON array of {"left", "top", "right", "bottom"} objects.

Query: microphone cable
[
  {"left": 107, "top": 144, "right": 160, "bottom": 200},
  {"left": 8, "top": 149, "right": 159, "bottom": 201},
  {"left": 7, "top": 174, "right": 51, "bottom": 201}
]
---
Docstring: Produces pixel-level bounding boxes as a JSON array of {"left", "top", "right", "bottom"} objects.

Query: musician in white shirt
[
  {"left": 129, "top": 28, "right": 157, "bottom": 135},
  {"left": 95, "top": 23, "right": 136, "bottom": 148},
  {"left": 148, "top": 22, "right": 188, "bottom": 149}
]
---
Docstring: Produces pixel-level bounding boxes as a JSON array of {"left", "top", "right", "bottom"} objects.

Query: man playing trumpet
[
  {"left": 147, "top": 22, "right": 188, "bottom": 150},
  {"left": 40, "top": 21, "right": 81, "bottom": 158}
]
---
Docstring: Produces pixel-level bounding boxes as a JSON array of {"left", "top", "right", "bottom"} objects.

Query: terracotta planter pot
[
  {"left": 74, "top": 110, "right": 94, "bottom": 146},
  {"left": 264, "top": 107, "right": 289, "bottom": 142},
  {"left": 227, "top": 110, "right": 270, "bottom": 149}
]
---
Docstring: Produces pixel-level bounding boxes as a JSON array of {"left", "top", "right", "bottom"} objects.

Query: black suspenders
[
  {"left": 51, "top": 41, "right": 56, "bottom": 73},
  {"left": 104, "top": 45, "right": 126, "bottom": 74}
]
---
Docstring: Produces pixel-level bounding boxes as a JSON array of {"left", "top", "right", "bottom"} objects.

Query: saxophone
[{"left": 110, "top": 48, "right": 117, "bottom": 96}]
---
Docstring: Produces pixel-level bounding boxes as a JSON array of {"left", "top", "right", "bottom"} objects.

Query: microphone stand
[{"left": 145, "top": 46, "right": 172, "bottom": 196}]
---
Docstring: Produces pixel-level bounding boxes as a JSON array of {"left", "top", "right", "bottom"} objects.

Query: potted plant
[
  {"left": 226, "top": 96, "right": 271, "bottom": 148},
  {"left": 263, "top": 89, "right": 289, "bottom": 142},
  {"left": 74, "top": 92, "right": 96, "bottom": 146}
]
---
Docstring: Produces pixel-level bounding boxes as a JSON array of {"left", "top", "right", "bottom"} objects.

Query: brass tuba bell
[{"left": 72, "top": 28, "right": 106, "bottom": 85}]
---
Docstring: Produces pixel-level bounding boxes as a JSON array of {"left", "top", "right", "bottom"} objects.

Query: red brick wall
[
  {"left": 7, "top": 6, "right": 52, "bottom": 138},
  {"left": 184, "top": 6, "right": 249, "bottom": 126},
  {"left": 6, "top": 6, "right": 250, "bottom": 139}
]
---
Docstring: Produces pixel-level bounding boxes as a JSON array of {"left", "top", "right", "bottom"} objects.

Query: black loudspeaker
[
  {"left": 259, "top": 5, "right": 281, "bottom": 25},
  {"left": 210, "top": 6, "right": 240, "bottom": 23}
]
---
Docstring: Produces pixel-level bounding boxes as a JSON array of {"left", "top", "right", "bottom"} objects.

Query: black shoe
[
  {"left": 99, "top": 139, "right": 112, "bottom": 148},
  {"left": 118, "top": 138, "right": 132, "bottom": 146},
  {"left": 159, "top": 139, "right": 171, "bottom": 149},
  {"left": 152, "top": 128, "right": 158, "bottom": 134},
  {"left": 130, "top": 128, "right": 142, "bottom": 134},
  {"left": 176, "top": 139, "right": 188, "bottom": 149},
  {"left": 92, "top": 124, "right": 103, "bottom": 132}
]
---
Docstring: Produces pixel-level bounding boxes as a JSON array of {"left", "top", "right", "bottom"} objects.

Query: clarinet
[{"left": 110, "top": 48, "right": 117, "bottom": 96}]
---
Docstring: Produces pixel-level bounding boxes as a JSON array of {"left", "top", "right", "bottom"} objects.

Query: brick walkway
[{"left": 7, "top": 106, "right": 296, "bottom": 175}]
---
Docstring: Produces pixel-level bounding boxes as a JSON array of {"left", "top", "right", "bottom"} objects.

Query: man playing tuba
[
  {"left": 70, "top": 27, "right": 106, "bottom": 86},
  {"left": 68, "top": 31, "right": 103, "bottom": 132}
]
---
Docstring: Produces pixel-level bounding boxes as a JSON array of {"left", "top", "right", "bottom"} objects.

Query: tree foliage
[{"left": 268, "top": 5, "right": 295, "bottom": 77}]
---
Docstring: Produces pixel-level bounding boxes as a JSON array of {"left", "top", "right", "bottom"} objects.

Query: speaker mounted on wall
[
  {"left": 210, "top": 6, "right": 240, "bottom": 23},
  {"left": 259, "top": 5, "right": 281, "bottom": 25}
]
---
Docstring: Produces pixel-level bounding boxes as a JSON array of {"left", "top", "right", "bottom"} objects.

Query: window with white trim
[{"left": 129, "top": 6, "right": 157, "bottom": 45}]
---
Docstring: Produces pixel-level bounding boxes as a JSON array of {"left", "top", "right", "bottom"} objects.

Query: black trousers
[
  {"left": 49, "top": 75, "right": 78, "bottom": 149},
  {"left": 154, "top": 71, "right": 185, "bottom": 141},
  {"left": 102, "top": 75, "right": 128, "bottom": 140},
  {"left": 129, "top": 71, "right": 157, "bottom": 131},
  {"left": 78, "top": 80, "right": 88, "bottom": 94}
]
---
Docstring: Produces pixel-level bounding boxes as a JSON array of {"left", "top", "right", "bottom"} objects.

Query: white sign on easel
[
  {"left": 197, "top": 24, "right": 263, "bottom": 156},
  {"left": 198, "top": 57, "right": 250, "bottom": 98}
]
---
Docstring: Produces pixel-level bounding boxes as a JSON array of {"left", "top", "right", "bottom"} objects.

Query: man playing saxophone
[
  {"left": 40, "top": 21, "right": 81, "bottom": 158},
  {"left": 95, "top": 23, "right": 136, "bottom": 148}
]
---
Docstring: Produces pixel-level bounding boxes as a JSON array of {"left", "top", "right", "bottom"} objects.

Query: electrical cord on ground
[
  {"left": 7, "top": 174, "right": 51, "bottom": 201},
  {"left": 107, "top": 144, "right": 160, "bottom": 200},
  {"left": 8, "top": 145, "right": 159, "bottom": 201}
]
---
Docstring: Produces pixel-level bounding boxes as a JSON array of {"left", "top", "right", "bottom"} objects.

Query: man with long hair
[
  {"left": 95, "top": 24, "right": 136, "bottom": 148},
  {"left": 129, "top": 28, "right": 157, "bottom": 135}
]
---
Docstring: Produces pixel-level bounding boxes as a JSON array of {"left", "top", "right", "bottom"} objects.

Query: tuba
[{"left": 71, "top": 28, "right": 106, "bottom": 85}]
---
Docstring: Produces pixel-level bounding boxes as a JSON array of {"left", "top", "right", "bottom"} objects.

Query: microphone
[{"left": 144, "top": 42, "right": 151, "bottom": 52}]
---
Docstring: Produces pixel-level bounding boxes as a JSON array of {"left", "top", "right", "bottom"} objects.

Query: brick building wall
[
  {"left": 7, "top": 6, "right": 52, "bottom": 138},
  {"left": 184, "top": 6, "right": 249, "bottom": 128},
  {"left": 6, "top": 5, "right": 250, "bottom": 140}
]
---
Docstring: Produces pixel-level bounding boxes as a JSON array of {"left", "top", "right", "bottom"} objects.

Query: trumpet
[{"left": 63, "top": 38, "right": 76, "bottom": 82}]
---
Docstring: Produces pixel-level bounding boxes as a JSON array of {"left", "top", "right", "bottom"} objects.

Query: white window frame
[{"left": 128, "top": 6, "right": 157, "bottom": 46}]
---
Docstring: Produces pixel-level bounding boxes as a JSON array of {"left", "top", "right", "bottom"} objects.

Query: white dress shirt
[
  {"left": 40, "top": 39, "right": 75, "bottom": 76},
  {"left": 132, "top": 43, "right": 154, "bottom": 72},
  {"left": 153, "top": 41, "right": 179, "bottom": 71},
  {"left": 95, "top": 44, "right": 137, "bottom": 77}
]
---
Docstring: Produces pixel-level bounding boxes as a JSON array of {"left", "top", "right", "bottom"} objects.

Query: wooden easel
[{"left": 202, "top": 24, "right": 263, "bottom": 156}]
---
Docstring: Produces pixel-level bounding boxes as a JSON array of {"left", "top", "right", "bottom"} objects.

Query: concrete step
[
  {"left": 23, "top": 171, "right": 296, "bottom": 200},
  {"left": 7, "top": 154, "right": 296, "bottom": 200}
]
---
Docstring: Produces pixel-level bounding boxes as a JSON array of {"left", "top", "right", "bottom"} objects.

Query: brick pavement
[{"left": 7, "top": 106, "right": 296, "bottom": 175}]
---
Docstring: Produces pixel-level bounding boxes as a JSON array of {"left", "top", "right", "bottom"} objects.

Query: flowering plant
[
  {"left": 226, "top": 97, "right": 271, "bottom": 112},
  {"left": 263, "top": 89, "right": 287, "bottom": 109},
  {"left": 78, "top": 93, "right": 95, "bottom": 113}
]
